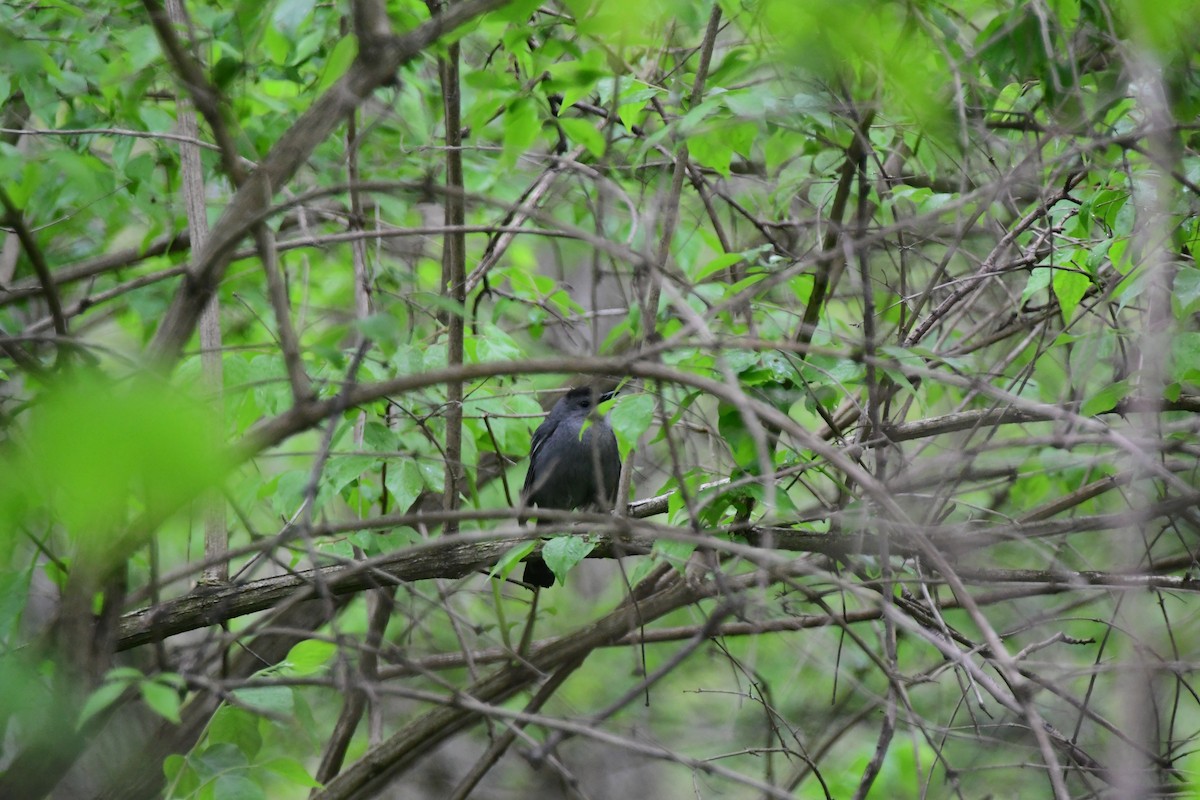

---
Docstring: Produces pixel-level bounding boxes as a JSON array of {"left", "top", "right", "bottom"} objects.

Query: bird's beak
[{"left": 599, "top": 389, "right": 618, "bottom": 403}]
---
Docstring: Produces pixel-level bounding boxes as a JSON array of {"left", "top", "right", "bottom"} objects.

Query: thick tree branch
[{"left": 117, "top": 504, "right": 1200, "bottom": 652}]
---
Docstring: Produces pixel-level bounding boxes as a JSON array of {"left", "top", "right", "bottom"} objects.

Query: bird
[{"left": 519, "top": 386, "right": 621, "bottom": 587}]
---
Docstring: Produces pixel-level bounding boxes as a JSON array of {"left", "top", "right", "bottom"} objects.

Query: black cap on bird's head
[{"left": 554, "top": 385, "right": 617, "bottom": 413}]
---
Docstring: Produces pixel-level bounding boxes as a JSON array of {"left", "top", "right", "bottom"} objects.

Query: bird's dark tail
[{"left": 522, "top": 555, "right": 555, "bottom": 588}]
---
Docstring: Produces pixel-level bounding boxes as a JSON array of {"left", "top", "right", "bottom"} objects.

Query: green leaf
[
  {"left": 419, "top": 459, "right": 446, "bottom": 492},
  {"left": 323, "top": 455, "right": 377, "bottom": 496},
  {"left": 565, "top": 0, "right": 695, "bottom": 42},
  {"left": 1020, "top": 266, "right": 1052, "bottom": 305},
  {"left": 618, "top": 99, "right": 645, "bottom": 131},
  {"left": 105, "top": 665, "right": 145, "bottom": 682},
  {"left": 545, "top": 49, "right": 607, "bottom": 110},
  {"left": 193, "top": 743, "right": 249, "bottom": 779},
  {"left": 687, "top": 129, "right": 734, "bottom": 176},
  {"left": 626, "top": 557, "right": 658, "bottom": 587},
  {"left": 355, "top": 313, "right": 404, "bottom": 346},
  {"left": 717, "top": 401, "right": 761, "bottom": 473},
  {"left": 384, "top": 459, "right": 425, "bottom": 512},
  {"left": 284, "top": 639, "right": 338, "bottom": 676},
  {"left": 557, "top": 117, "right": 606, "bottom": 157},
  {"left": 270, "top": 470, "right": 310, "bottom": 517},
  {"left": 208, "top": 706, "right": 263, "bottom": 757},
  {"left": 213, "top": 773, "right": 266, "bottom": 800},
  {"left": 608, "top": 393, "right": 655, "bottom": 459},
  {"left": 320, "top": 538, "right": 354, "bottom": 561},
  {"left": 727, "top": 120, "right": 757, "bottom": 157},
  {"left": 262, "top": 24, "right": 290, "bottom": 65},
  {"left": 1109, "top": 237, "right": 1133, "bottom": 274},
  {"left": 1171, "top": 332, "right": 1200, "bottom": 382},
  {"left": 1052, "top": 268, "right": 1089, "bottom": 322},
  {"left": 362, "top": 421, "right": 399, "bottom": 452},
  {"left": 264, "top": 757, "right": 322, "bottom": 789},
  {"left": 471, "top": 326, "right": 522, "bottom": 362},
  {"left": 233, "top": 686, "right": 294, "bottom": 717},
  {"left": 495, "top": 0, "right": 545, "bottom": 22},
  {"left": 1174, "top": 266, "right": 1200, "bottom": 316},
  {"left": 0, "top": 567, "right": 32, "bottom": 642},
  {"left": 315, "top": 37, "right": 356, "bottom": 95},
  {"left": 78, "top": 678, "right": 129, "bottom": 729},
  {"left": 653, "top": 538, "right": 697, "bottom": 571},
  {"left": 272, "top": 0, "right": 316, "bottom": 34},
  {"left": 502, "top": 98, "right": 540, "bottom": 168},
  {"left": 163, "top": 753, "right": 186, "bottom": 783},
  {"left": 141, "top": 680, "right": 182, "bottom": 724},
  {"left": 692, "top": 252, "right": 744, "bottom": 282},
  {"left": 491, "top": 541, "right": 537, "bottom": 581},
  {"left": 1081, "top": 381, "right": 1129, "bottom": 417},
  {"left": 22, "top": 373, "right": 225, "bottom": 547},
  {"left": 542, "top": 535, "right": 595, "bottom": 583}
]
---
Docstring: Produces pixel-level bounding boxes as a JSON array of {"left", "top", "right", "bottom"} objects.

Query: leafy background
[{"left": 3, "top": 0, "right": 1200, "bottom": 798}]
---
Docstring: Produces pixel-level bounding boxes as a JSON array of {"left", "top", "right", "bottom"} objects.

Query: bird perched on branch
[{"left": 519, "top": 386, "right": 621, "bottom": 588}]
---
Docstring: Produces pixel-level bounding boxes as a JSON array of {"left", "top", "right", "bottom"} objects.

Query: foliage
[{"left": 3, "top": 0, "right": 1200, "bottom": 798}]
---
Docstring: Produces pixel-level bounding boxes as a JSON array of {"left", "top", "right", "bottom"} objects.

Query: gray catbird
[{"left": 519, "top": 386, "right": 621, "bottom": 587}]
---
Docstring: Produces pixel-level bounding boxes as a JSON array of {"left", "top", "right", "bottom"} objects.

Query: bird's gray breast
[{"left": 528, "top": 417, "right": 615, "bottom": 510}]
